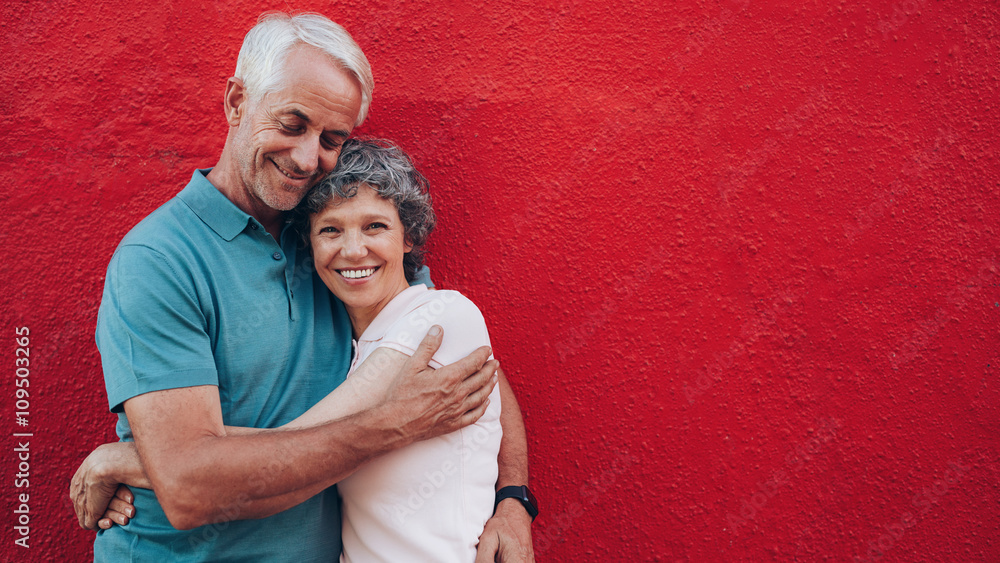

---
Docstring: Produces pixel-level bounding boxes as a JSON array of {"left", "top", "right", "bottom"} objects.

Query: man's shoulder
[
  {"left": 118, "top": 195, "right": 196, "bottom": 248},
  {"left": 113, "top": 173, "right": 224, "bottom": 261}
]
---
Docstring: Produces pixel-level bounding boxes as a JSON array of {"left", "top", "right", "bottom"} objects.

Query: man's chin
[{"left": 257, "top": 186, "right": 311, "bottom": 212}]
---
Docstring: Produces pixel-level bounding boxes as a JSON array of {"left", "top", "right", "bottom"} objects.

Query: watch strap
[{"left": 494, "top": 485, "right": 538, "bottom": 521}]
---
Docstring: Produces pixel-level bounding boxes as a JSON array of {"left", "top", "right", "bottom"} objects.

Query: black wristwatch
[{"left": 494, "top": 485, "right": 538, "bottom": 522}]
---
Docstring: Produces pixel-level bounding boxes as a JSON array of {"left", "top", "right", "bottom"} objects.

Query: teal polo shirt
[{"left": 94, "top": 169, "right": 352, "bottom": 561}]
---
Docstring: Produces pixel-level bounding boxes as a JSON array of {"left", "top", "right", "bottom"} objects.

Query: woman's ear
[{"left": 403, "top": 237, "right": 414, "bottom": 253}]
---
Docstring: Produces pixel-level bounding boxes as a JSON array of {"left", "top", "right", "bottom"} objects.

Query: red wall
[{"left": 2, "top": 0, "right": 998, "bottom": 560}]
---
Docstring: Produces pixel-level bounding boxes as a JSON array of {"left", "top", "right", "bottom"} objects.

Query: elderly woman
[
  {"left": 283, "top": 138, "right": 504, "bottom": 562},
  {"left": 79, "top": 139, "right": 505, "bottom": 562}
]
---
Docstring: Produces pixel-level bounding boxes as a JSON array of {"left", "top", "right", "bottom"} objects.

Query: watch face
[
  {"left": 521, "top": 486, "right": 539, "bottom": 519},
  {"left": 523, "top": 486, "right": 537, "bottom": 508},
  {"left": 496, "top": 486, "right": 538, "bottom": 520}
]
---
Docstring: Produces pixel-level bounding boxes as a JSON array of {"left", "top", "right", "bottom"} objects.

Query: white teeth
[{"left": 340, "top": 268, "right": 375, "bottom": 279}]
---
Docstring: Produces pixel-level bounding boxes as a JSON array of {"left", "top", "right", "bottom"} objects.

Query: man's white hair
[{"left": 234, "top": 12, "right": 374, "bottom": 127}]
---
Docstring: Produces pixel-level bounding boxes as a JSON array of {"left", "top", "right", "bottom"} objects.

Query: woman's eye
[
  {"left": 318, "top": 226, "right": 339, "bottom": 234},
  {"left": 367, "top": 222, "right": 387, "bottom": 230}
]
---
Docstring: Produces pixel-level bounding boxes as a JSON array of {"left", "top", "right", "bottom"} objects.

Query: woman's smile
[{"left": 337, "top": 265, "right": 381, "bottom": 281}]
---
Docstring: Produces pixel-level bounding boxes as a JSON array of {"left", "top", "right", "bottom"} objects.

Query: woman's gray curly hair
[{"left": 293, "top": 138, "right": 436, "bottom": 281}]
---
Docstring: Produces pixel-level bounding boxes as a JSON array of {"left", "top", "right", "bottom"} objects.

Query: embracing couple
[{"left": 69, "top": 12, "right": 537, "bottom": 562}]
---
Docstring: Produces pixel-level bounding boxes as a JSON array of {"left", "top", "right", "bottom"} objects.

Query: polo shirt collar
[
  {"left": 177, "top": 168, "right": 257, "bottom": 242},
  {"left": 358, "top": 284, "right": 430, "bottom": 344}
]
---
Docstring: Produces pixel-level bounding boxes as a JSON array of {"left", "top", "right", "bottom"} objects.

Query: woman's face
[{"left": 309, "top": 184, "right": 413, "bottom": 317}]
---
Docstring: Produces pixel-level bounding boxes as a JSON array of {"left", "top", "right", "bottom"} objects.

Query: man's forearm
[
  {"left": 127, "top": 331, "right": 496, "bottom": 530},
  {"left": 496, "top": 368, "right": 529, "bottom": 488},
  {"left": 132, "top": 394, "right": 408, "bottom": 530}
]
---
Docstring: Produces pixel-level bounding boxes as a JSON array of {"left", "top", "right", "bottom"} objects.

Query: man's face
[{"left": 232, "top": 44, "right": 363, "bottom": 212}]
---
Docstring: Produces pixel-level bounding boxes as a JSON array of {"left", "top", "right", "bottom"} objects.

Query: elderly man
[{"left": 70, "top": 12, "right": 535, "bottom": 562}]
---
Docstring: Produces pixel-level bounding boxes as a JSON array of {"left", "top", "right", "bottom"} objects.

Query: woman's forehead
[{"left": 314, "top": 184, "right": 397, "bottom": 217}]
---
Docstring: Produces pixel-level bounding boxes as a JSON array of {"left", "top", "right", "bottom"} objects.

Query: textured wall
[{"left": 2, "top": 0, "right": 998, "bottom": 560}]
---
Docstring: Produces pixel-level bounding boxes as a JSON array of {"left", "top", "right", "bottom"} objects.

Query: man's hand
[
  {"left": 380, "top": 325, "right": 498, "bottom": 445},
  {"left": 475, "top": 499, "right": 535, "bottom": 563},
  {"left": 69, "top": 442, "right": 147, "bottom": 530}
]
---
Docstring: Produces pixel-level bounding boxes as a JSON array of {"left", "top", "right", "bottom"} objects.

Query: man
[{"left": 70, "top": 12, "right": 535, "bottom": 562}]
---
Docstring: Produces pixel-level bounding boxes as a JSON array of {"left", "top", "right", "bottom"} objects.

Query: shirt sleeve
[
  {"left": 379, "top": 291, "right": 491, "bottom": 368},
  {"left": 97, "top": 244, "right": 219, "bottom": 412}
]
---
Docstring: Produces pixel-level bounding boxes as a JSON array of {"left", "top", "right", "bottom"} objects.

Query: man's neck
[{"left": 207, "top": 154, "right": 285, "bottom": 241}]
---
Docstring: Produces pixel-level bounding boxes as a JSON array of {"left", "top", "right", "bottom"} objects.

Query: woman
[{"left": 82, "top": 139, "right": 503, "bottom": 562}]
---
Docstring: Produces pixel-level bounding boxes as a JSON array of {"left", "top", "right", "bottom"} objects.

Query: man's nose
[{"left": 289, "top": 135, "right": 321, "bottom": 174}]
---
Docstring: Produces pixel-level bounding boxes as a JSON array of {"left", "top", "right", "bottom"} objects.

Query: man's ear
[{"left": 223, "top": 77, "right": 249, "bottom": 127}]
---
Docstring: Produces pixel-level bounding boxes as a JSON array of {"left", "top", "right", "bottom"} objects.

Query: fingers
[
  {"left": 102, "top": 509, "right": 130, "bottom": 527},
  {"left": 460, "top": 398, "right": 492, "bottom": 429},
  {"left": 459, "top": 359, "right": 499, "bottom": 402},
  {"left": 455, "top": 346, "right": 493, "bottom": 380},
  {"left": 474, "top": 529, "right": 500, "bottom": 563},
  {"left": 449, "top": 359, "right": 498, "bottom": 429},
  {"left": 409, "top": 325, "right": 445, "bottom": 369},
  {"left": 108, "top": 497, "right": 135, "bottom": 519},
  {"left": 115, "top": 484, "right": 134, "bottom": 504}
]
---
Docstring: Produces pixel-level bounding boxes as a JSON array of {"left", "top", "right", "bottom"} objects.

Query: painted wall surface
[{"left": 2, "top": 0, "right": 998, "bottom": 561}]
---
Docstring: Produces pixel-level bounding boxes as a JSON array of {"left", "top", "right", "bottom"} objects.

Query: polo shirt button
[
  {"left": 272, "top": 252, "right": 282, "bottom": 261},
  {"left": 250, "top": 223, "right": 258, "bottom": 230}
]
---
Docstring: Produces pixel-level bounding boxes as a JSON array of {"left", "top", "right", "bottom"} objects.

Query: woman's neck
[{"left": 346, "top": 276, "right": 412, "bottom": 339}]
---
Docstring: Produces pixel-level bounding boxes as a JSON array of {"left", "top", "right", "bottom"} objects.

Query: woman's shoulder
[
  {"left": 382, "top": 288, "right": 491, "bottom": 363},
  {"left": 414, "top": 289, "right": 483, "bottom": 317},
  {"left": 397, "top": 289, "right": 486, "bottom": 334}
]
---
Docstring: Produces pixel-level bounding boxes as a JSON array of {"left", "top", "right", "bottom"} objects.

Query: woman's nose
[{"left": 341, "top": 231, "right": 367, "bottom": 259}]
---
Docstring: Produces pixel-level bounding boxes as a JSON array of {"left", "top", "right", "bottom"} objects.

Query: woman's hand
[
  {"left": 69, "top": 442, "right": 148, "bottom": 530},
  {"left": 97, "top": 485, "right": 136, "bottom": 529}
]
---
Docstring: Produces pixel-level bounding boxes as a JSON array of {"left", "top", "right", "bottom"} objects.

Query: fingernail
[
  {"left": 127, "top": 508, "right": 134, "bottom": 517},
  {"left": 429, "top": 325, "right": 441, "bottom": 336}
]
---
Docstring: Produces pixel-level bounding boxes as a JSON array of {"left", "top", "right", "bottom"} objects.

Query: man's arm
[
  {"left": 71, "top": 332, "right": 497, "bottom": 530},
  {"left": 476, "top": 367, "right": 535, "bottom": 563},
  {"left": 128, "top": 327, "right": 496, "bottom": 530}
]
